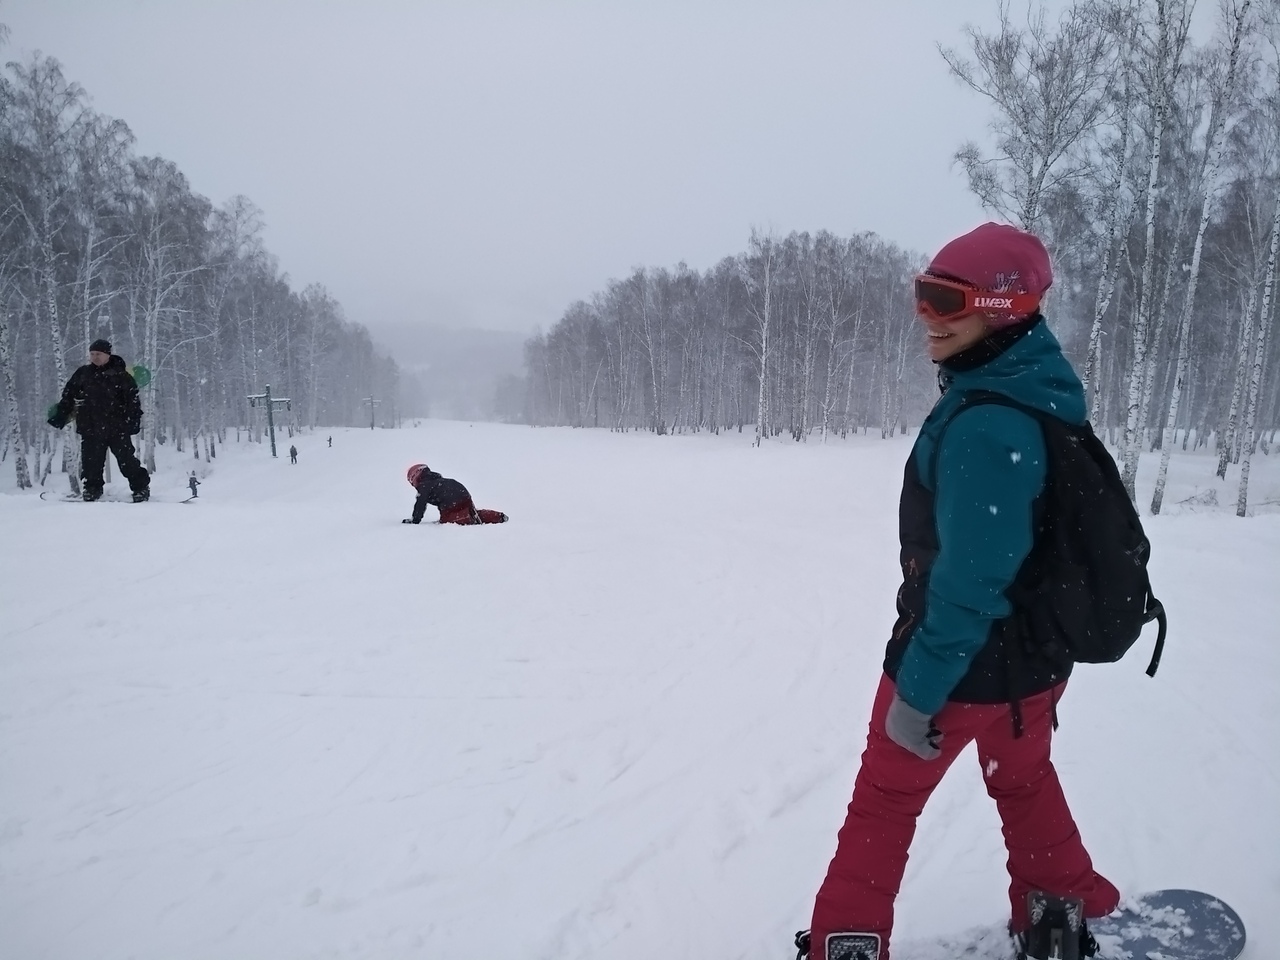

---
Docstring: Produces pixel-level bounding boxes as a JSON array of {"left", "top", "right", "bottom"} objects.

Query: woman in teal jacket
[{"left": 804, "top": 224, "right": 1119, "bottom": 960}]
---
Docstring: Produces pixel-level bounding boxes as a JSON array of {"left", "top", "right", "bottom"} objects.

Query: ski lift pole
[
  {"left": 247, "top": 384, "right": 292, "bottom": 457},
  {"left": 364, "top": 396, "right": 381, "bottom": 430}
]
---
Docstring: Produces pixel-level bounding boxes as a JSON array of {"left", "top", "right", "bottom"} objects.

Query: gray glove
[{"left": 885, "top": 694, "right": 943, "bottom": 760}]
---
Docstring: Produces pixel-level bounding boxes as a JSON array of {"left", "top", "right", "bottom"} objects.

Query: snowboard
[
  {"left": 40, "top": 491, "right": 194, "bottom": 504},
  {"left": 837, "top": 890, "right": 1244, "bottom": 960},
  {"left": 1088, "top": 889, "right": 1245, "bottom": 960}
]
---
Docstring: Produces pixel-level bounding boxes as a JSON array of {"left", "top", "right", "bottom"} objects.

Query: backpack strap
[{"left": 1145, "top": 598, "right": 1167, "bottom": 677}]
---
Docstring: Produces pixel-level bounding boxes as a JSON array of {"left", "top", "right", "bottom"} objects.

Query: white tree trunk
[
  {"left": 1237, "top": 193, "right": 1280, "bottom": 515},
  {"left": 742, "top": 235, "right": 776, "bottom": 448},
  {"left": 1152, "top": 0, "right": 1251, "bottom": 514},
  {"left": 1121, "top": 0, "right": 1181, "bottom": 500},
  {"left": 143, "top": 294, "right": 159, "bottom": 471},
  {"left": 1218, "top": 288, "right": 1259, "bottom": 477},
  {"left": 1122, "top": 116, "right": 1165, "bottom": 497},
  {"left": 1082, "top": 88, "right": 1133, "bottom": 422},
  {"left": 754, "top": 284, "right": 770, "bottom": 448},
  {"left": 40, "top": 206, "right": 79, "bottom": 495},
  {"left": 0, "top": 310, "right": 32, "bottom": 488}
]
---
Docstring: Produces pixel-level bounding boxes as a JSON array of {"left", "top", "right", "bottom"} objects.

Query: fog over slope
[{"left": 371, "top": 323, "right": 526, "bottom": 421}]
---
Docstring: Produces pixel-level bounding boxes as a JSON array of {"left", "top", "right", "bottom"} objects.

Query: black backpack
[{"left": 939, "top": 391, "right": 1167, "bottom": 675}]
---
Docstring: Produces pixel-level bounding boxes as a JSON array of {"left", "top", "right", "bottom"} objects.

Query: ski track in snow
[{"left": 1, "top": 421, "right": 1277, "bottom": 960}]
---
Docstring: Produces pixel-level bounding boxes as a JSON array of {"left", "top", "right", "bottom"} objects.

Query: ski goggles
[{"left": 914, "top": 274, "right": 1041, "bottom": 323}]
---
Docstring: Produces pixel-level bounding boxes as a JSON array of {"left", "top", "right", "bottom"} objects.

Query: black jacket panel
[
  {"left": 51, "top": 356, "right": 142, "bottom": 437},
  {"left": 884, "top": 447, "right": 1070, "bottom": 704},
  {"left": 411, "top": 472, "right": 471, "bottom": 523}
]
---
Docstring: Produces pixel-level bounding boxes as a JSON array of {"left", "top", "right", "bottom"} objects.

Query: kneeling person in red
[{"left": 403, "top": 463, "right": 508, "bottom": 525}]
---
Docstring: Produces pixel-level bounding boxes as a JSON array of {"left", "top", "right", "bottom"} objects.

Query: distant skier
[
  {"left": 47, "top": 339, "right": 150, "bottom": 502},
  {"left": 402, "top": 463, "right": 508, "bottom": 525},
  {"left": 289, "top": 444, "right": 298, "bottom": 465},
  {"left": 188, "top": 472, "right": 201, "bottom": 499},
  {"left": 327, "top": 436, "right": 332, "bottom": 447}
]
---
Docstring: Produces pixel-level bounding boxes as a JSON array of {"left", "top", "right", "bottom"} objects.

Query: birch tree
[
  {"left": 7, "top": 56, "right": 92, "bottom": 493},
  {"left": 1082, "top": 22, "right": 1139, "bottom": 420},
  {"left": 942, "top": 0, "right": 1120, "bottom": 234},
  {"left": 1121, "top": 0, "right": 1194, "bottom": 499},
  {"left": 0, "top": 49, "right": 403, "bottom": 473},
  {"left": 1152, "top": 0, "right": 1254, "bottom": 513},
  {"left": 739, "top": 231, "right": 779, "bottom": 447},
  {"left": 0, "top": 302, "right": 30, "bottom": 487},
  {"left": 1236, "top": 25, "right": 1280, "bottom": 513}
]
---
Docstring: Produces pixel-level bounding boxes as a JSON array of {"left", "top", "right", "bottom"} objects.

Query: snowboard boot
[
  {"left": 793, "top": 930, "right": 880, "bottom": 960},
  {"left": 1017, "top": 892, "right": 1098, "bottom": 960},
  {"left": 131, "top": 487, "right": 150, "bottom": 503},
  {"left": 83, "top": 488, "right": 102, "bottom": 502}
]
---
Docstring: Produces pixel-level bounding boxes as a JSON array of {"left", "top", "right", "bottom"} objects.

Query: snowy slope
[{"left": 1, "top": 422, "right": 1277, "bottom": 960}]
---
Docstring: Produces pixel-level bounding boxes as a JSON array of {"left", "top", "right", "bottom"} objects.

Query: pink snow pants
[{"left": 809, "top": 673, "right": 1119, "bottom": 960}]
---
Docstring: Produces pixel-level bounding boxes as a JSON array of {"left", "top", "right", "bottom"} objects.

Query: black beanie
[{"left": 90, "top": 339, "right": 112, "bottom": 354}]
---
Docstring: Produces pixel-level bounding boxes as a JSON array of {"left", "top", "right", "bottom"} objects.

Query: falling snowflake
[
  {"left": 1011, "top": 451, "right": 1022, "bottom": 464},
  {"left": 989, "top": 505, "right": 999, "bottom": 515}
]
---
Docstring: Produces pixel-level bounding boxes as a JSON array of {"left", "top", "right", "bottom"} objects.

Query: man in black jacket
[
  {"left": 48, "top": 339, "right": 150, "bottom": 502},
  {"left": 402, "top": 463, "right": 507, "bottom": 525}
]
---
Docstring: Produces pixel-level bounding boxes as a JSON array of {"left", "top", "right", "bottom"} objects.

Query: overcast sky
[{"left": 4, "top": 1, "right": 1024, "bottom": 336}]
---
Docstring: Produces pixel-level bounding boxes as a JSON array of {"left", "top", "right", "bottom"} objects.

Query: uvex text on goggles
[{"left": 913, "top": 275, "right": 1041, "bottom": 323}]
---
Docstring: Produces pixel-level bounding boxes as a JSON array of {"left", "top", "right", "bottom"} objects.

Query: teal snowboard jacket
[{"left": 893, "top": 317, "right": 1086, "bottom": 715}]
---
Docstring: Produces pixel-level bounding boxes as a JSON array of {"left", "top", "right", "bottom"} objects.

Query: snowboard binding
[
  {"left": 1019, "top": 891, "right": 1097, "bottom": 960},
  {"left": 793, "top": 929, "right": 880, "bottom": 960}
]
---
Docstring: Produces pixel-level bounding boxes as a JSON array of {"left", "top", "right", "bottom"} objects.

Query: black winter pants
[{"left": 81, "top": 433, "right": 150, "bottom": 494}]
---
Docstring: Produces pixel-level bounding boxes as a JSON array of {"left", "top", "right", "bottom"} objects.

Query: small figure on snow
[
  {"left": 188, "top": 472, "right": 201, "bottom": 499},
  {"left": 327, "top": 436, "right": 332, "bottom": 447},
  {"left": 47, "top": 339, "right": 150, "bottom": 502},
  {"left": 402, "top": 463, "right": 507, "bottom": 525},
  {"left": 289, "top": 444, "right": 298, "bottom": 465},
  {"left": 803, "top": 225, "right": 1120, "bottom": 960}
]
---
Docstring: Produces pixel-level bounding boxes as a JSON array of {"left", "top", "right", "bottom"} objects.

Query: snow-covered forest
[
  {"left": 516, "top": 0, "right": 1280, "bottom": 515},
  {"left": 0, "top": 43, "right": 404, "bottom": 492}
]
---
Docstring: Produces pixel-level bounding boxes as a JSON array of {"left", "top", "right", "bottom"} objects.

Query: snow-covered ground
[{"left": 1, "top": 421, "right": 1277, "bottom": 960}]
